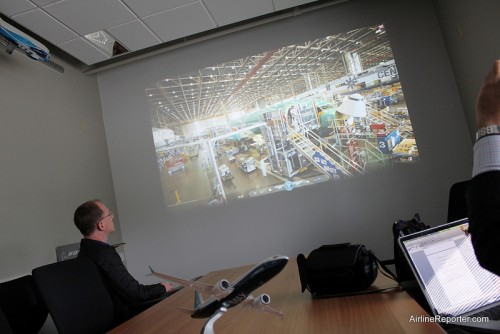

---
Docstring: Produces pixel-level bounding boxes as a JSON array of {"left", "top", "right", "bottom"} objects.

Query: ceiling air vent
[{"left": 84, "top": 30, "right": 128, "bottom": 57}]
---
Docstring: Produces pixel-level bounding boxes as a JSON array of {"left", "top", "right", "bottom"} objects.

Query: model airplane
[
  {"left": 0, "top": 17, "right": 63, "bottom": 72},
  {"left": 149, "top": 255, "right": 289, "bottom": 319}
]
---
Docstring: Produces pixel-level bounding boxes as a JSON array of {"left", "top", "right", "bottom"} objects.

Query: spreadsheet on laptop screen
[{"left": 402, "top": 223, "right": 500, "bottom": 316}]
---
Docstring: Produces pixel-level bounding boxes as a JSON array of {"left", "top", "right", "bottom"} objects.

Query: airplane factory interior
[{"left": 147, "top": 24, "right": 418, "bottom": 209}]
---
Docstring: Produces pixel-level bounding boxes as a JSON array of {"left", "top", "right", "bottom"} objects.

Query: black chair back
[
  {"left": 448, "top": 180, "right": 469, "bottom": 222},
  {"left": 32, "top": 257, "right": 114, "bottom": 334},
  {"left": 0, "top": 275, "right": 48, "bottom": 334},
  {"left": 0, "top": 308, "right": 13, "bottom": 334}
]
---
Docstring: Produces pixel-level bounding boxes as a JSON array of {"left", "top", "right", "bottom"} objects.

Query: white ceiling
[{"left": 0, "top": 0, "right": 327, "bottom": 67}]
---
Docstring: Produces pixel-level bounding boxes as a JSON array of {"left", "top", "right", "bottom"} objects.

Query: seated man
[
  {"left": 73, "top": 199, "right": 173, "bottom": 324},
  {"left": 467, "top": 60, "right": 500, "bottom": 276}
]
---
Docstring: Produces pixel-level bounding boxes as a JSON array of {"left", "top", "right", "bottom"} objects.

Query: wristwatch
[{"left": 476, "top": 125, "right": 500, "bottom": 141}]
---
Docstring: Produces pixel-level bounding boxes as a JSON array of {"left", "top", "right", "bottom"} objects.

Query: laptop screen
[{"left": 399, "top": 219, "right": 500, "bottom": 316}]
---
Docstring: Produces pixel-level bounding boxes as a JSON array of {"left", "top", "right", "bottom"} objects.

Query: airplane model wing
[
  {"left": 240, "top": 294, "right": 284, "bottom": 320},
  {"left": 149, "top": 266, "right": 234, "bottom": 300}
]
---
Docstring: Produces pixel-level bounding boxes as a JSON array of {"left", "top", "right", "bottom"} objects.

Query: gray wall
[
  {"left": 433, "top": 0, "right": 500, "bottom": 140},
  {"left": 4, "top": 1, "right": 498, "bottom": 284},
  {"left": 97, "top": 0, "right": 473, "bottom": 283},
  {"left": 4, "top": 0, "right": 497, "bottom": 284},
  {"left": 1, "top": 0, "right": 499, "bottom": 332},
  {"left": 0, "top": 52, "right": 122, "bottom": 283}
]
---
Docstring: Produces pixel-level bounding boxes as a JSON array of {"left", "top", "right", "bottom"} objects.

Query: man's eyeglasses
[{"left": 96, "top": 211, "right": 114, "bottom": 225}]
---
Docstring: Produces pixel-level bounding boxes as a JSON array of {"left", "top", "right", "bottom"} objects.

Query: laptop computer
[{"left": 398, "top": 218, "right": 500, "bottom": 332}]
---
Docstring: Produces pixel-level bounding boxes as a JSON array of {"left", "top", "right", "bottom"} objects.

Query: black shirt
[
  {"left": 78, "top": 239, "right": 167, "bottom": 323},
  {"left": 467, "top": 171, "right": 500, "bottom": 276}
]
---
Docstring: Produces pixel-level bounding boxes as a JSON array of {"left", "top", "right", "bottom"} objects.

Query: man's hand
[
  {"left": 476, "top": 60, "right": 500, "bottom": 129},
  {"left": 161, "top": 282, "right": 174, "bottom": 292}
]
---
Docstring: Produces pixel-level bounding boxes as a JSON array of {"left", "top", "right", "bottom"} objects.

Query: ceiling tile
[
  {"left": 143, "top": 2, "right": 216, "bottom": 42},
  {"left": 12, "top": 9, "right": 79, "bottom": 44},
  {"left": 121, "top": 0, "right": 196, "bottom": 18},
  {"left": 44, "top": 0, "right": 137, "bottom": 35},
  {"left": 0, "top": 0, "right": 36, "bottom": 16},
  {"left": 272, "top": 0, "right": 316, "bottom": 11},
  {"left": 58, "top": 38, "right": 109, "bottom": 65},
  {"left": 30, "top": 0, "right": 63, "bottom": 6},
  {"left": 107, "top": 20, "right": 161, "bottom": 52},
  {"left": 1, "top": 0, "right": 340, "bottom": 68},
  {"left": 203, "top": 0, "right": 274, "bottom": 26}
]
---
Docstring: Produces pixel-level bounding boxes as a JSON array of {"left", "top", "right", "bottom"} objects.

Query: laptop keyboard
[{"left": 471, "top": 304, "right": 500, "bottom": 321}]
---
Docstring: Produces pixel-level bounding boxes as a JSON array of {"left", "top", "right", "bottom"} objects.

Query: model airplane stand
[{"left": 200, "top": 306, "right": 227, "bottom": 334}]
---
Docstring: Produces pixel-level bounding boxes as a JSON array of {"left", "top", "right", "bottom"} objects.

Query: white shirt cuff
[{"left": 473, "top": 135, "right": 500, "bottom": 177}]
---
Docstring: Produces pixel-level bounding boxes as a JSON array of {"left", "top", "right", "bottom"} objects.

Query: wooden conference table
[{"left": 108, "top": 259, "right": 445, "bottom": 334}]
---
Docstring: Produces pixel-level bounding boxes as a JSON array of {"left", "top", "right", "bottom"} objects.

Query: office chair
[
  {"left": 32, "top": 257, "right": 115, "bottom": 334},
  {"left": 0, "top": 275, "right": 48, "bottom": 334},
  {"left": 55, "top": 242, "right": 80, "bottom": 261},
  {"left": 0, "top": 308, "right": 14, "bottom": 334},
  {"left": 447, "top": 180, "right": 469, "bottom": 222}
]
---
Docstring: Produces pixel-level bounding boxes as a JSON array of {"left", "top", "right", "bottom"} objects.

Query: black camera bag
[
  {"left": 297, "top": 243, "right": 378, "bottom": 296},
  {"left": 393, "top": 213, "right": 429, "bottom": 283}
]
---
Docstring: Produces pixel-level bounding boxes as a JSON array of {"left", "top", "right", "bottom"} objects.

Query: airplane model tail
[{"left": 194, "top": 290, "right": 204, "bottom": 309}]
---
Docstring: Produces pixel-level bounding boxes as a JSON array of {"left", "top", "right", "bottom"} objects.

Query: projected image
[{"left": 146, "top": 24, "right": 419, "bottom": 208}]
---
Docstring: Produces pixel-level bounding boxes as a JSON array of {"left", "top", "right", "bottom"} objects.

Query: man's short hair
[{"left": 74, "top": 199, "right": 103, "bottom": 236}]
